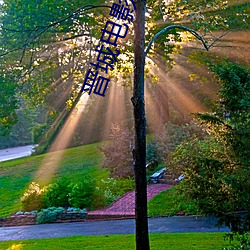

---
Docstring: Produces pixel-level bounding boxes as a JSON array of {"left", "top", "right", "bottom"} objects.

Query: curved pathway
[
  {"left": 0, "top": 216, "right": 229, "bottom": 241},
  {"left": 88, "top": 184, "right": 171, "bottom": 219},
  {"left": 0, "top": 145, "right": 37, "bottom": 162}
]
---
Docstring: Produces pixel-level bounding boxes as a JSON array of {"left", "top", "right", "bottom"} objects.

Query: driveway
[
  {"left": 0, "top": 216, "right": 229, "bottom": 241},
  {"left": 0, "top": 145, "right": 37, "bottom": 162}
]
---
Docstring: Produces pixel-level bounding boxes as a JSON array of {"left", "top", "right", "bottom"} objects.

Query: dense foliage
[
  {"left": 21, "top": 182, "right": 45, "bottom": 211},
  {"left": 0, "top": 75, "right": 18, "bottom": 136},
  {"left": 0, "top": 0, "right": 248, "bottom": 137},
  {"left": 21, "top": 175, "right": 134, "bottom": 212},
  {"left": 147, "top": 122, "right": 206, "bottom": 167},
  {"left": 36, "top": 206, "right": 65, "bottom": 224},
  {"left": 168, "top": 61, "right": 250, "bottom": 233}
]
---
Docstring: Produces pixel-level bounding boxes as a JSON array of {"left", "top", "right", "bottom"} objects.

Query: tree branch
[
  {"left": 0, "top": 4, "right": 111, "bottom": 57},
  {"left": 205, "top": 30, "right": 230, "bottom": 49},
  {"left": 145, "top": 25, "right": 212, "bottom": 56},
  {"left": 1, "top": 5, "right": 111, "bottom": 33}
]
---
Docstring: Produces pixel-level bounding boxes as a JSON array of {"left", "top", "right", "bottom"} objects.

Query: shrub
[
  {"left": 67, "top": 207, "right": 87, "bottom": 213},
  {"left": 32, "top": 123, "right": 47, "bottom": 144},
  {"left": 167, "top": 135, "right": 241, "bottom": 214},
  {"left": 93, "top": 177, "right": 134, "bottom": 209},
  {"left": 93, "top": 178, "right": 117, "bottom": 209},
  {"left": 36, "top": 206, "right": 64, "bottom": 224},
  {"left": 223, "top": 233, "right": 250, "bottom": 250},
  {"left": 21, "top": 182, "right": 45, "bottom": 211},
  {"left": 68, "top": 180, "right": 94, "bottom": 209},
  {"left": 43, "top": 177, "right": 71, "bottom": 208},
  {"left": 146, "top": 141, "right": 159, "bottom": 171}
]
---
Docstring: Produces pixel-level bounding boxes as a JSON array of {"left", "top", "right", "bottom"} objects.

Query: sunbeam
[{"left": 35, "top": 94, "right": 89, "bottom": 184}]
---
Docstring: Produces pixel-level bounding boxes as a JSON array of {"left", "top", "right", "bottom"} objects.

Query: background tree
[
  {"left": 99, "top": 124, "right": 133, "bottom": 178},
  {"left": 0, "top": 74, "right": 18, "bottom": 136}
]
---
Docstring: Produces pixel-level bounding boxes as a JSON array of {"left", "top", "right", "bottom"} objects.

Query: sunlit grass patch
[{"left": 0, "top": 233, "right": 230, "bottom": 250}]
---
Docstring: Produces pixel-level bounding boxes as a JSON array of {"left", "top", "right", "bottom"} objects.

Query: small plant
[
  {"left": 93, "top": 178, "right": 116, "bottom": 208},
  {"left": 36, "top": 206, "right": 64, "bottom": 224},
  {"left": 21, "top": 182, "right": 45, "bottom": 211},
  {"left": 67, "top": 207, "right": 87, "bottom": 213},
  {"left": 223, "top": 233, "right": 250, "bottom": 250},
  {"left": 67, "top": 207, "right": 80, "bottom": 212},
  {"left": 93, "top": 177, "right": 134, "bottom": 209}
]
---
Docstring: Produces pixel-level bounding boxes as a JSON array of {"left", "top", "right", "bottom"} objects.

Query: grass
[
  {"left": 0, "top": 142, "right": 104, "bottom": 217},
  {"left": 0, "top": 140, "right": 194, "bottom": 218},
  {"left": 148, "top": 186, "right": 199, "bottom": 217},
  {"left": 0, "top": 233, "right": 231, "bottom": 250}
]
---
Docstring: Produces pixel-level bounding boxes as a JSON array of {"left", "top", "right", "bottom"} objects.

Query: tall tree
[{"left": 132, "top": 1, "right": 149, "bottom": 249}]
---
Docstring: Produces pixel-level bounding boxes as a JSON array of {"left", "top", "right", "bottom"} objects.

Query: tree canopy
[{"left": 0, "top": 0, "right": 248, "bottom": 131}]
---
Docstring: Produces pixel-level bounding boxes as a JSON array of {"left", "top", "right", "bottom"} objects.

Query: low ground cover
[{"left": 0, "top": 233, "right": 230, "bottom": 250}]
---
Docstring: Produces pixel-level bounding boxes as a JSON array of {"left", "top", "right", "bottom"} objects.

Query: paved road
[
  {"left": 0, "top": 145, "right": 37, "bottom": 162},
  {"left": 0, "top": 216, "right": 229, "bottom": 241}
]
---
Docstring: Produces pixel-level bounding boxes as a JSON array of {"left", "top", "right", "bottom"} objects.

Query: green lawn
[
  {"left": 0, "top": 141, "right": 197, "bottom": 218},
  {"left": 148, "top": 186, "right": 199, "bottom": 217},
  {"left": 0, "top": 233, "right": 230, "bottom": 250},
  {"left": 0, "top": 143, "right": 104, "bottom": 217}
]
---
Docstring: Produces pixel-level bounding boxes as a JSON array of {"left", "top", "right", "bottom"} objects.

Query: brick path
[{"left": 88, "top": 184, "right": 171, "bottom": 219}]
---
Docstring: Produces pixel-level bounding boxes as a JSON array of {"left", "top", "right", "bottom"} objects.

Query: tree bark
[{"left": 132, "top": 1, "right": 150, "bottom": 250}]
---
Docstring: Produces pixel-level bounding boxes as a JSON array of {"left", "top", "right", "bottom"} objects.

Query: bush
[
  {"left": 223, "top": 233, "right": 250, "bottom": 250},
  {"left": 167, "top": 135, "right": 241, "bottom": 213},
  {"left": 113, "top": 177, "right": 134, "bottom": 196},
  {"left": 68, "top": 180, "right": 94, "bottom": 209},
  {"left": 21, "top": 182, "right": 45, "bottom": 211},
  {"left": 21, "top": 177, "right": 98, "bottom": 211},
  {"left": 93, "top": 178, "right": 117, "bottom": 208},
  {"left": 22, "top": 175, "right": 132, "bottom": 212},
  {"left": 36, "top": 206, "right": 64, "bottom": 224},
  {"left": 32, "top": 123, "right": 47, "bottom": 144},
  {"left": 146, "top": 141, "right": 159, "bottom": 171},
  {"left": 67, "top": 207, "right": 86, "bottom": 213},
  {"left": 43, "top": 177, "right": 71, "bottom": 208}
]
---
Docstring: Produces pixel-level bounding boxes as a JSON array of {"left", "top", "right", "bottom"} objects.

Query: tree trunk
[{"left": 132, "top": 1, "right": 150, "bottom": 250}]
